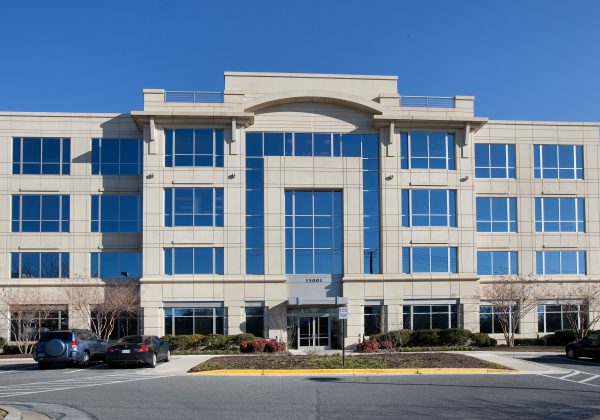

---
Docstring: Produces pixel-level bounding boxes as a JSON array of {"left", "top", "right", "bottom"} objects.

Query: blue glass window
[
  {"left": 164, "top": 248, "right": 224, "bottom": 275},
  {"left": 245, "top": 132, "right": 379, "bottom": 274},
  {"left": 534, "top": 145, "right": 583, "bottom": 179},
  {"left": 285, "top": 191, "right": 342, "bottom": 275},
  {"left": 11, "top": 252, "right": 69, "bottom": 278},
  {"left": 90, "top": 252, "right": 142, "bottom": 279},
  {"left": 475, "top": 144, "right": 516, "bottom": 178},
  {"left": 402, "top": 247, "right": 457, "bottom": 273},
  {"left": 91, "top": 138, "right": 143, "bottom": 175},
  {"left": 477, "top": 251, "right": 518, "bottom": 275},
  {"left": 535, "top": 197, "right": 585, "bottom": 232},
  {"left": 91, "top": 195, "right": 142, "bottom": 232},
  {"left": 400, "top": 132, "right": 455, "bottom": 170},
  {"left": 164, "top": 188, "right": 223, "bottom": 227},
  {"left": 12, "top": 195, "right": 69, "bottom": 232},
  {"left": 12, "top": 137, "right": 70, "bottom": 175},
  {"left": 402, "top": 190, "right": 457, "bottom": 227},
  {"left": 476, "top": 197, "right": 517, "bottom": 232},
  {"left": 165, "top": 129, "right": 224, "bottom": 167},
  {"left": 536, "top": 251, "right": 586, "bottom": 275}
]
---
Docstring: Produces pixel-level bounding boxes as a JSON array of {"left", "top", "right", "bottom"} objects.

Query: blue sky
[{"left": 1, "top": 0, "right": 598, "bottom": 121}]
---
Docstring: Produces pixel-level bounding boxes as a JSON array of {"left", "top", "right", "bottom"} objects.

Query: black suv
[
  {"left": 566, "top": 330, "right": 600, "bottom": 359},
  {"left": 34, "top": 329, "right": 108, "bottom": 369}
]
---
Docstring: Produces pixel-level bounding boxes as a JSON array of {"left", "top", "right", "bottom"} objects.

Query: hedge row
[
  {"left": 160, "top": 333, "right": 256, "bottom": 351},
  {"left": 359, "top": 329, "right": 497, "bottom": 352},
  {"left": 240, "top": 339, "right": 287, "bottom": 353}
]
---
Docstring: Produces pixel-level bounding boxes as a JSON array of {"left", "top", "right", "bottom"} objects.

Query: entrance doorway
[{"left": 287, "top": 308, "right": 341, "bottom": 350}]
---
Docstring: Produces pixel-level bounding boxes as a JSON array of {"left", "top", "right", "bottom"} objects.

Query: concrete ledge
[
  {"left": 0, "top": 405, "right": 50, "bottom": 420},
  {"left": 191, "top": 368, "right": 517, "bottom": 376}
]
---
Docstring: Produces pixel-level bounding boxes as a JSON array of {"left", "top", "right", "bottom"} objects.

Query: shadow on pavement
[{"left": 523, "top": 354, "right": 600, "bottom": 367}]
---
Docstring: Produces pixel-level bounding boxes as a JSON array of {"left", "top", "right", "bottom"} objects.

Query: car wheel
[
  {"left": 566, "top": 346, "right": 579, "bottom": 359},
  {"left": 148, "top": 353, "right": 157, "bottom": 368},
  {"left": 38, "top": 362, "right": 50, "bottom": 370},
  {"left": 165, "top": 350, "right": 171, "bottom": 363},
  {"left": 78, "top": 352, "right": 90, "bottom": 368}
]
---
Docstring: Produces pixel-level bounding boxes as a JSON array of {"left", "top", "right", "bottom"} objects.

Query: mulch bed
[
  {"left": 190, "top": 353, "right": 507, "bottom": 372},
  {"left": 0, "top": 354, "right": 32, "bottom": 359}
]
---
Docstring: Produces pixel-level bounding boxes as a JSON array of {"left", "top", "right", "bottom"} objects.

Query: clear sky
[{"left": 1, "top": 0, "right": 599, "bottom": 121}]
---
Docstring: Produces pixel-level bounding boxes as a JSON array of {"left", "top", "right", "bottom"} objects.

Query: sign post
[{"left": 339, "top": 306, "right": 348, "bottom": 366}]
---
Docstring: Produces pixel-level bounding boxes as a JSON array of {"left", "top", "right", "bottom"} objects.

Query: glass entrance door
[{"left": 298, "top": 316, "right": 330, "bottom": 348}]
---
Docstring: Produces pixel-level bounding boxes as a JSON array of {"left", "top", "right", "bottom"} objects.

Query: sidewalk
[
  {"left": 464, "top": 351, "right": 569, "bottom": 375},
  {"left": 147, "top": 354, "right": 216, "bottom": 375}
]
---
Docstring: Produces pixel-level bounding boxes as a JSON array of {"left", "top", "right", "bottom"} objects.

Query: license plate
[{"left": 122, "top": 349, "right": 130, "bottom": 354}]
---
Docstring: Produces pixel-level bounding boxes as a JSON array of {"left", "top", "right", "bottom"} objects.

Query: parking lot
[{"left": 0, "top": 354, "right": 598, "bottom": 419}]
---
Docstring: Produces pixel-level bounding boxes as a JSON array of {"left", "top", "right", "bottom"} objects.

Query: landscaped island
[{"left": 189, "top": 353, "right": 508, "bottom": 372}]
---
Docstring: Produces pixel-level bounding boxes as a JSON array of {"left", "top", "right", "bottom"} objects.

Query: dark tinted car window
[
  {"left": 40, "top": 332, "right": 72, "bottom": 342},
  {"left": 77, "top": 331, "right": 91, "bottom": 340},
  {"left": 588, "top": 331, "right": 600, "bottom": 340},
  {"left": 118, "top": 336, "right": 144, "bottom": 344}
]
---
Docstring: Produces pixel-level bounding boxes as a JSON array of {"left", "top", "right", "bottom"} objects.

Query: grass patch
[{"left": 189, "top": 353, "right": 507, "bottom": 372}]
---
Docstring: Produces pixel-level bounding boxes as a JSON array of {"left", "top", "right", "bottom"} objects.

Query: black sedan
[
  {"left": 106, "top": 335, "right": 170, "bottom": 368},
  {"left": 566, "top": 330, "right": 600, "bottom": 359}
]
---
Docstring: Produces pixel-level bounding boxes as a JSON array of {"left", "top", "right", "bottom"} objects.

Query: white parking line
[
  {"left": 559, "top": 371, "right": 583, "bottom": 380},
  {"left": 0, "top": 372, "right": 166, "bottom": 398},
  {"left": 579, "top": 374, "right": 600, "bottom": 383}
]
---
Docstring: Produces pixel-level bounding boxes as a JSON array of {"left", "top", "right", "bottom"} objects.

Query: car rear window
[
  {"left": 40, "top": 332, "right": 72, "bottom": 342},
  {"left": 118, "top": 336, "right": 144, "bottom": 344}
]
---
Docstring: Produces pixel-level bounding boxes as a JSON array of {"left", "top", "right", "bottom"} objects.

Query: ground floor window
[
  {"left": 245, "top": 307, "right": 265, "bottom": 337},
  {"left": 10, "top": 309, "right": 68, "bottom": 342},
  {"left": 403, "top": 305, "right": 458, "bottom": 330},
  {"left": 480, "top": 305, "right": 520, "bottom": 334},
  {"left": 364, "top": 305, "right": 382, "bottom": 336},
  {"left": 91, "top": 311, "right": 139, "bottom": 340},
  {"left": 538, "top": 304, "right": 583, "bottom": 333},
  {"left": 164, "top": 307, "right": 224, "bottom": 335}
]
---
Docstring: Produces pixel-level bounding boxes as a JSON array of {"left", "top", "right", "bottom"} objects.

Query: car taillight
[
  {"left": 107, "top": 346, "right": 115, "bottom": 353},
  {"left": 71, "top": 340, "right": 79, "bottom": 349},
  {"left": 136, "top": 345, "right": 150, "bottom": 353}
]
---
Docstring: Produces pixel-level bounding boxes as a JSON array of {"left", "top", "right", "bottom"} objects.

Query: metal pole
[{"left": 342, "top": 319, "right": 346, "bottom": 367}]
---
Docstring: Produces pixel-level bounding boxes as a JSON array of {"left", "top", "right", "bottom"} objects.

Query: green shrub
[
  {"left": 470, "top": 333, "right": 497, "bottom": 347},
  {"left": 372, "top": 330, "right": 413, "bottom": 347},
  {"left": 3, "top": 344, "right": 20, "bottom": 354},
  {"left": 437, "top": 329, "right": 472, "bottom": 346},
  {"left": 409, "top": 329, "right": 440, "bottom": 347},
  {"left": 514, "top": 338, "right": 546, "bottom": 346},
  {"left": 161, "top": 335, "right": 196, "bottom": 351},
  {"left": 229, "top": 333, "right": 256, "bottom": 345},
  {"left": 202, "top": 334, "right": 230, "bottom": 350},
  {"left": 546, "top": 330, "right": 577, "bottom": 346}
]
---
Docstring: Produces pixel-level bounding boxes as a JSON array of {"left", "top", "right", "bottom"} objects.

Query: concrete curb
[
  {"left": 1, "top": 405, "right": 25, "bottom": 420},
  {"left": 190, "top": 368, "right": 517, "bottom": 376}
]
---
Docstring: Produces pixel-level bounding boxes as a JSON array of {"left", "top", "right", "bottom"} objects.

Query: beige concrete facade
[{"left": 1, "top": 72, "right": 599, "bottom": 347}]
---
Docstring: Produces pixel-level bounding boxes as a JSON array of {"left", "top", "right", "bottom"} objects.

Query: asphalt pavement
[{"left": 0, "top": 353, "right": 598, "bottom": 419}]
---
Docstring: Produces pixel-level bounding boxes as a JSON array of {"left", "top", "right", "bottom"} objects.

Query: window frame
[
  {"left": 400, "top": 132, "right": 456, "bottom": 170},
  {"left": 90, "top": 252, "right": 143, "bottom": 279},
  {"left": 474, "top": 143, "right": 516, "bottom": 179},
  {"left": 476, "top": 251, "right": 518, "bottom": 276},
  {"left": 479, "top": 304, "right": 519, "bottom": 334},
  {"left": 533, "top": 144, "right": 584, "bottom": 179},
  {"left": 402, "top": 247, "right": 458, "bottom": 274},
  {"left": 90, "top": 195, "right": 142, "bottom": 233},
  {"left": 12, "top": 137, "right": 71, "bottom": 175},
  {"left": 11, "top": 252, "right": 69, "bottom": 279},
  {"left": 403, "top": 304, "right": 458, "bottom": 330},
  {"left": 536, "top": 250, "right": 586, "bottom": 275},
  {"left": 164, "top": 306, "right": 225, "bottom": 335},
  {"left": 402, "top": 189, "right": 457, "bottom": 227},
  {"left": 12, "top": 195, "right": 70, "bottom": 233},
  {"left": 537, "top": 303, "right": 583, "bottom": 334},
  {"left": 91, "top": 138, "right": 143, "bottom": 175},
  {"left": 476, "top": 197, "right": 517, "bottom": 233},
  {"left": 165, "top": 128, "right": 224, "bottom": 168},
  {"left": 164, "top": 247, "right": 224, "bottom": 275},
  {"left": 535, "top": 197, "right": 585, "bottom": 233},
  {"left": 164, "top": 188, "right": 224, "bottom": 227}
]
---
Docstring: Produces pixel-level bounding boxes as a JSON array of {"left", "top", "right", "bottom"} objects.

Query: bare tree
[
  {"left": 66, "top": 277, "right": 140, "bottom": 340},
  {"left": 0, "top": 288, "right": 56, "bottom": 354},
  {"left": 480, "top": 275, "right": 541, "bottom": 347},
  {"left": 549, "top": 282, "right": 600, "bottom": 339}
]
